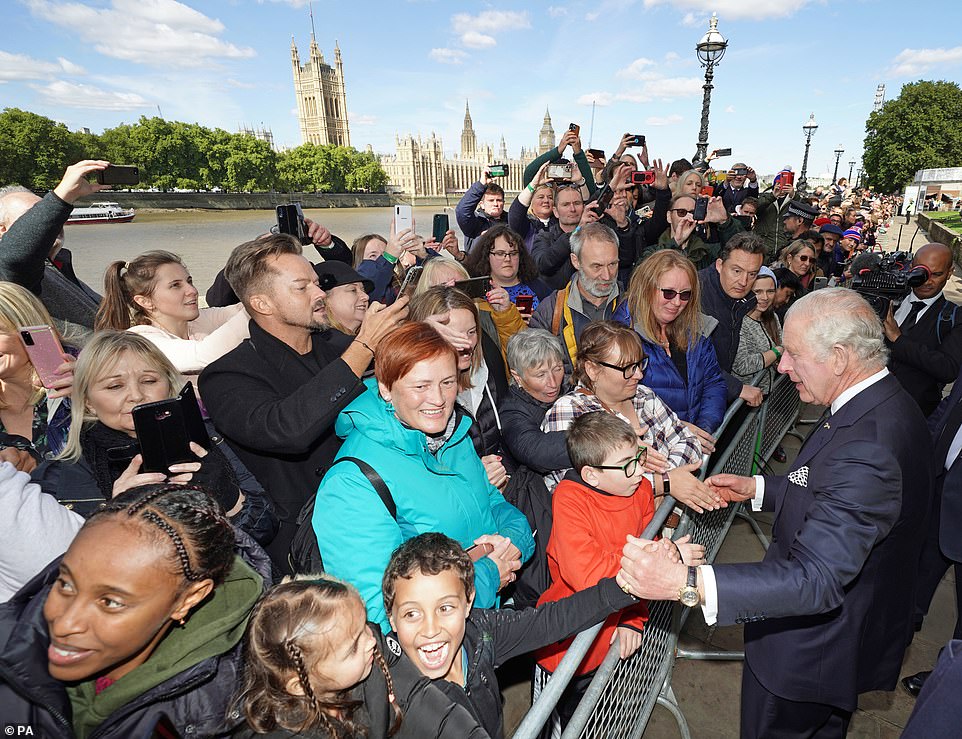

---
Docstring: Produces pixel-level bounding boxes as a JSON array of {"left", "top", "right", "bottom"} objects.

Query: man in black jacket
[
  {"left": 0, "top": 160, "right": 109, "bottom": 345},
  {"left": 698, "top": 233, "right": 765, "bottom": 406},
  {"left": 200, "top": 234, "right": 407, "bottom": 571},
  {"left": 883, "top": 243, "right": 962, "bottom": 416},
  {"left": 530, "top": 186, "right": 599, "bottom": 291}
]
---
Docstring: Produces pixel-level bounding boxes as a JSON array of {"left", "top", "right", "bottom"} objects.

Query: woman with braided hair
[
  {"left": 235, "top": 577, "right": 488, "bottom": 738},
  {"left": 0, "top": 482, "right": 272, "bottom": 737}
]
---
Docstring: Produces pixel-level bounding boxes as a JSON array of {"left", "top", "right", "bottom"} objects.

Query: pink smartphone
[
  {"left": 19, "top": 325, "right": 66, "bottom": 389},
  {"left": 465, "top": 543, "right": 495, "bottom": 562}
]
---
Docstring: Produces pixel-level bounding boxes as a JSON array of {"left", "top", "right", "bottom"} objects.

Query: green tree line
[
  {"left": 0, "top": 108, "right": 389, "bottom": 193},
  {"left": 863, "top": 80, "right": 962, "bottom": 193}
]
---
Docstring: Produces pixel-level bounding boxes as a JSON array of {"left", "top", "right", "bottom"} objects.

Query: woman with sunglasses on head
[
  {"left": 615, "top": 251, "right": 726, "bottom": 452},
  {"left": 541, "top": 321, "right": 722, "bottom": 514}
]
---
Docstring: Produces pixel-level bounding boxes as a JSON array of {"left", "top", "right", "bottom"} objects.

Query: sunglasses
[
  {"left": 596, "top": 357, "right": 649, "bottom": 379},
  {"left": 670, "top": 208, "right": 693, "bottom": 218},
  {"left": 794, "top": 254, "right": 813, "bottom": 263},
  {"left": 592, "top": 447, "right": 648, "bottom": 478},
  {"left": 659, "top": 288, "right": 692, "bottom": 302}
]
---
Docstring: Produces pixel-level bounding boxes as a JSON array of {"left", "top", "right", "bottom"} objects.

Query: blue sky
[{"left": 3, "top": 0, "right": 961, "bottom": 178}]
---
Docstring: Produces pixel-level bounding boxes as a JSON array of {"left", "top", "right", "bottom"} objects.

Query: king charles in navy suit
[{"left": 617, "top": 288, "right": 933, "bottom": 738}]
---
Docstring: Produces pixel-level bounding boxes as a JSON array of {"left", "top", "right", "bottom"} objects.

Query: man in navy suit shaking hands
[{"left": 615, "top": 288, "right": 933, "bottom": 738}]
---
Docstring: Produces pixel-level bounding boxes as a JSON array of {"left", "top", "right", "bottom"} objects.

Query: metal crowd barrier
[{"left": 511, "top": 371, "right": 802, "bottom": 739}]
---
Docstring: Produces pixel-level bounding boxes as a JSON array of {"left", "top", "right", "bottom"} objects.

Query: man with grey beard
[
  {"left": 0, "top": 160, "right": 108, "bottom": 345},
  {"left": 200, "top": 234, "right": 407, "bottom": 572},
  {"left": 530, "top": 222, "right": 622, "bottom": 373}
]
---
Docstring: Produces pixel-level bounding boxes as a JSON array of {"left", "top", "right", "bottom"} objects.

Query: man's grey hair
[
  {"left": 786, "top": 288, "right": 888, "bottom": 368},
  {"left": 0, "top": 185, "right": 34, "bottom": 225},
  {"left": 569, "top": 221, "right": 618, "bottom": 259},
  {"left": 506, "top": 328, "right": 565, "bottom": 376}
]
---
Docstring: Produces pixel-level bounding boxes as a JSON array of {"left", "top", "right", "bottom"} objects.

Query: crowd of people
[{"left": 0, "top": 136, "right": 958, "bottom": 739}]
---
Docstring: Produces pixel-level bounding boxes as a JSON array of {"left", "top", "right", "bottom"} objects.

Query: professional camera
[{"left": 849, "top": 250, "right": 930, "bottom": 318}]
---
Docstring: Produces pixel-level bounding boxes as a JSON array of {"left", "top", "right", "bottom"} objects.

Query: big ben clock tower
[{"left": 538, "top": 107, "right": 556, "bottom": 156}]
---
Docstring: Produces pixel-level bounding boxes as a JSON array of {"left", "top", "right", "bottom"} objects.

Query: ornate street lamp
[
  {"left": 832, "top": 145, "right": 844, "bottom": 184},
  {"left": 693, "top": 14, "right": 728, "bottom": 164},
  {"left": 797, "top": 113, "right": 818, "bottom": 195},
  {"left": 856, "top": 168, "right": 863, "bottom": 188},
  {"left": 848, "top": 160, "right": 856, "bottom": 182}
]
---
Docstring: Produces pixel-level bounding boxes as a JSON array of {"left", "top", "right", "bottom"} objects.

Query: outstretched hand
[
  {"left": 53, "top": 160, "right": 111, "bottom": 204},
  {"left": 706, "top": 473, "right": 756, "bottom": 502}
]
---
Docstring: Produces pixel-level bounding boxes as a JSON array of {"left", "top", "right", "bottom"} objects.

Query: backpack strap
[
  {"left": 334, "top": 456, "right": 397, "bottom": 520},
  {"left": 551, "top": 284, "right": 568, "bottom": 336},
  {"left": 937, "top": 302, "right": 960, "bottom": 345}
]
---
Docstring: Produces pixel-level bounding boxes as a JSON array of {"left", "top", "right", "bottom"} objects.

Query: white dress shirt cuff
[
  {"left": 699, "top": 565, "right": 718, "bottom": 625},
  {"left": 751, "top": 475, "right": 765, "bottom": 511}
]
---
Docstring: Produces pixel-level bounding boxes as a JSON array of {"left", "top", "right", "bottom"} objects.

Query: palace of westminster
[{"left": 291, "top": 34, "right": 553, "bottom": 198}]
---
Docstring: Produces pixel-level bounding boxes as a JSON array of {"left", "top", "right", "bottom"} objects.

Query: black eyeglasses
[
  {"left": 794, "top": 254, "right": 813, "bottom": 263},
  {"left": 670, "top": 208, "right": 693, "bottom": 218},
  {"left": 596, "top": 357, "right": 648, "bottom": 378},
  {"left": 592, "top": 447, "right": 648, "bottom": 477},
  {"left": 659, "top": 288, "right": 692, "bottom": 302}
]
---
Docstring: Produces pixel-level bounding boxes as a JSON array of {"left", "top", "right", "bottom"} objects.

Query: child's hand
[
  {"left": 674, "top": 534, "right": 706, "bottom": 566},
  {"left": 612, "top": 626, "right": 643, "bottom": 659}
]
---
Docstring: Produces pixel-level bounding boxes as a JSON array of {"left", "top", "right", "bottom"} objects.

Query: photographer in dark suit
[
  {"left": 883, "top": 243, "right": 962, "bottom": 416},
  {"left": 616, "top": 288, "right": 933, "bottom": 738}
]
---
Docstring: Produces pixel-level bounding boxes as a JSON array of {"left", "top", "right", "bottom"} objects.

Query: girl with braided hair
[
  {"left": 235, "top": 577, "right": 488, "bottom": 739},
  {"left": 0, "top": 482, "right": 272, "bottom": 737}
]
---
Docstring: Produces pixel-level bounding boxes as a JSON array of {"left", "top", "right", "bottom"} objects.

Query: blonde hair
[
  {"left": 59, "top": 331, "right": 182, "bottom": 462},
  {"left": 626, "top": 251, "right": 702, "bottom": 352},
  {"left": 673, "top": 169, "right": 706, "bottom": 197},
  {"left": 409, "top": 285, "right": 481, "bottom": 389},
  {"left": 0, "top": 282, "right": 62, "bottom": 409},
  {"left": 414, "top": 258, "right": 469, "bottom": 296}
]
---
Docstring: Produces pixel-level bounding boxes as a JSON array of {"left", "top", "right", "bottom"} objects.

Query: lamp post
[
  {"left": 797, "top": 113, "right": 819, "bottom": 195},
  {"left": 694, "top": 14, "right": 728, "bottom": 164},
  {"left": 856, "top": 168, "right": 863, "bottom": 188},
  {"left": 848, "top": 160, "right": 856, "bottom": 182},
  {"left": 832, "top": 145, "right": 844, "bottom": 184}
]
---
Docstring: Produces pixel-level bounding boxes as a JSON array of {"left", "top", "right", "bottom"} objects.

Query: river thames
[{"left": 64, "top": 206, "right": 463, "bottom": 297}]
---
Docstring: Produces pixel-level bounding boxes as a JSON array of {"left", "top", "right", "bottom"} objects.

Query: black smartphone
[
  {"left": 489, "top": 164, "right": 509, "bottom": 177},
  {"left": 432, "top": 213, "right": 449, "bottom": 244},
  {"left": 453, "top": 277, "right": 491, "bottom": 300},
  {"left": 132, "top": 383, "right": 211, "bottom": 474},
  {"left": 713, "top": 147, "right": 732, "bottom": 157},
  {"left": 627, "top": 134, "right": 645, "bottom": 147},
  {"left": 593, "top": 182, "right": 615, "bottom": 212},
  {"left": 276, "top": 204, "right": 312, "bottom": 245},
  {"left": 96, "top": 165, "right": 139, "bottom": 185},
  {"left": 692, "top": 196, "right": 709, "bottom": 221},
  {"left": 734, "top": 214, "right": 755, "bottom": 230},
  {"left": 586, "top": 148, "right": 605, "bottom": 160}
]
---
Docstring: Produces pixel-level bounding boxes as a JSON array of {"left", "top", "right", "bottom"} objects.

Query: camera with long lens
[{"left": 849, "top": 250, "right": 930, "bottom": 318}]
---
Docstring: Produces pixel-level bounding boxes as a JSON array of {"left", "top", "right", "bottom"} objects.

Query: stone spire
[
  {"left": 538, "top": 106, "right": 556, "bottom": 156},
  {"left": 460, "top": 99, "right": 477, "bottom": 159}
]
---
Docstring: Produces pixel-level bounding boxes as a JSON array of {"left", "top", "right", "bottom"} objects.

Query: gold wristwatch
[{"left": 679, "top": 566, "right": 700, "bottom": 607}]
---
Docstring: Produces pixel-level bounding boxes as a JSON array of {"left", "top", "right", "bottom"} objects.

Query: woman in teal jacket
[{"left": 313, "top": 322, "right": 534, "bottom": 632}]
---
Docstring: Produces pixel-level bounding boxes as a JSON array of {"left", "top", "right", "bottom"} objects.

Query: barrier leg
[
  {"left": 676, "top": 645, "right": 745, "bottom": 660},
  {"left": 654, "top": 683, "right": 692, "bottom": 739}
]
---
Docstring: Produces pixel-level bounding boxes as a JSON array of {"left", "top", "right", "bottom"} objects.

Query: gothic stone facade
[{"left": 291, "top": 35, "right": 350, "bottom": 147}]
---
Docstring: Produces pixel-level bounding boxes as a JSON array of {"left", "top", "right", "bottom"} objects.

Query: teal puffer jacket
[{"left": 313, "top": 379, "right": 534, "bottom": 631}]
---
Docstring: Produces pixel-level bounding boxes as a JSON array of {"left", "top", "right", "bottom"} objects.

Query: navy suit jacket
[
  {"left": 712, "top": 373, "right": 932, "bottom": 711},
  {"left": 926, "top": 369, "right": 962, "bottom": 562}
]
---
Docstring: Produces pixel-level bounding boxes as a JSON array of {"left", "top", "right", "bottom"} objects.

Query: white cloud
[
  {"left": 0, "top": 51, "right": 85, "bottom": 80},
  {"left": 888, "top": 46, "right": 962, "bottom": 76},
  {"left": 664, "top": 51, "right": 680, "bottom": 62},
  {"left": 226, "top": 78, "right": 257, "bottom": 89},
  {"left": 349, "top": 112, "right": 377, "bottom": 126},
  {"left": 31, "top": 80, "right": 150, "bottom": 110},
  {"left": 646, "top": 114, "right": 683, "bottom": 126},
  {"left": 25, "top": 0, "right": 256, "bottom": 67},
  {"left": 548, "top": 5, "right": 568, "bottom": 17},
  {"left": 451, "top": 10, "right": 530, "bottom": 34},
  {"left": 725, "top": 105, "right": 735, "bottom": 113},
  {"left": 642, "top": 77, "right": 704, "bottom": 98},
  {"left": 461, "top": 31, "right": 497, "bottom": 49},
  {"left": 429, "top": 48, "right": 467, "bottom": 65},
  {"left": 642, "top": 0, "right": 816, "bottom": 20},
  {"left": 577, "top": 92, "right": 616, "bottom": 106},
  {"left": 617, "top": 58, "right": 656, "bottom": 80},
  {"left": 585, "top": 11, "right": 600, "bottom": 20},
  {"left": 681, "top": 12, "right": 701, "bottom": 26}
]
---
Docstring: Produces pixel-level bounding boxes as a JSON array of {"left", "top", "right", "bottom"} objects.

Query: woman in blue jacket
[
  {"left": 615, "top": 250, "right": 727, "bottom": 450},
  {"left": 313, "top": 321, "right": 534, "bottom": 632}
]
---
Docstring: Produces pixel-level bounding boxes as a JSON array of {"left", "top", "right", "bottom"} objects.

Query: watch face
[{"left": 680, "top": 588, "right": 700, "bottom": 607}]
